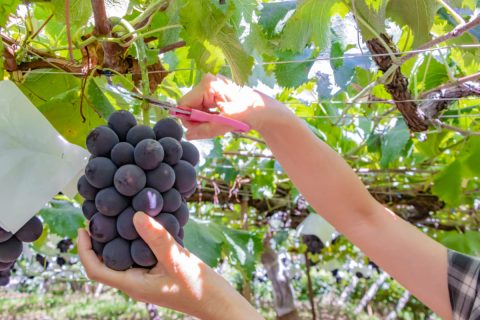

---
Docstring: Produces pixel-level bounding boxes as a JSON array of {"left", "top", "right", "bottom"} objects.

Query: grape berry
[
  {"left": 79, "top": 111, "right": 198, "bottom": 271},
  {"left": 0, "top": 216, "right": 43, "bottom": 286}
]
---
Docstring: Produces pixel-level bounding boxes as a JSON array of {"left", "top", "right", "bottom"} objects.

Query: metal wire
[
  {"left": 284, "top": 97, "right": 480, "bottom": 106},
  {"left": 12, "top": 43, "right": 480, "bottom": 76}
]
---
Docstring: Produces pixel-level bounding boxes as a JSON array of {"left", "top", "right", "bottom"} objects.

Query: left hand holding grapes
[{"left": 78, "top": 211, "right": 263, "bottom": 320}]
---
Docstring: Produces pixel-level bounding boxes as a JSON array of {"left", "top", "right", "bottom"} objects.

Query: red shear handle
[{"left": 173, "top": 108, "right": 251, "bottom": 133}]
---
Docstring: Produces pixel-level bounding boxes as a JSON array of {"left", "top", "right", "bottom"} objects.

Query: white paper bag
[{"left": 0, "top": 80, "right": 89, "bottom": 233}]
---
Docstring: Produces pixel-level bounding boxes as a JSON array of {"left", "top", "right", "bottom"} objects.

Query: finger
[
  {"left": 185, "top": 122, "right": 232, "bottom": 140},
  {"left": 133, "top": 212, "right": 179, "bottom": 262},
  {"left": 77, "top": 229, "right": 126, "bottom": 289}
]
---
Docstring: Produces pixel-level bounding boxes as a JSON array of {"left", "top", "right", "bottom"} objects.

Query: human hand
[
  {"left": 78, "top": 212, "right": 262, "bottom": 320},
  {"left": 178, "top": 74, "right": 288, "bottom": 139}
]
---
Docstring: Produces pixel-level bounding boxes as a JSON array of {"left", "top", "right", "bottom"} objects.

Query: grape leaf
[
  {"left": 258, "top": 1, "right": 296, "bottom": 37},
  {"left": 274, "top": 49, "right": 314, "bottom": 88},
  {"left": 432, "top": 160, "right": 464, "bottom": 206},
  {"left": 0, "top": 0, "right": 20, "bottom": 27},
  {"left": 37, "top": 88, "right": 105, "bottom": 147},
  {"left": 387, "top": 0, "right": 438, "bottom": 47},
  {"left": 437, "top": 231, "right": 480, "bottom": 256},
  {"left": 179, "top": 0, "right": 253, "bottom": 84},
  {"left": 184, "top": 218, "right": 225, "bottom": 267},
  {"left": 280, "top": 0, "right": 336, "bottom": 52},
  {"left": 380, "top": 119, "right": 410, "bottom": 168},
  {"left": 18, "top": 72, "right": 80, "bottom": 107},
  {"left": 412, "top": 56, "right": 449, "bottom": 92},
  {"left": 39, "top": 200, "right": 85, "bottom": 239},
  {"left": 218, "top": 225, "right": 263, "bottom": 279},
  {"left": 51, "top": 0, "right": 92, "bottom": 29},
  {"left": 86, "top": 77, "right": 117, "bottom": 119},
  {"left": 350, "top": 0, "right": 388, "bottom": 40}
]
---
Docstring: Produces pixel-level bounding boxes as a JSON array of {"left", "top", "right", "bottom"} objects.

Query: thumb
[
  {"left": 186, "top": 122, "right": 232, "bottom": 140},
  {"left": 133, "top": 212, "right": 176, "bottom": 261}
]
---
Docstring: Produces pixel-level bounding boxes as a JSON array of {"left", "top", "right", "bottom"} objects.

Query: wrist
[
  {"left": 250, "top": 91, "right": 294, "bottom": 134},
  {"left": 201, "top": 269, "right": 263, "bottom": 320}
]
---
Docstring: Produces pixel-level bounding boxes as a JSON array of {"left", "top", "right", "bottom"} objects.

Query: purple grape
[
  {"left": 153, "top": 118, "right": 183, "bottom": 141},
  {"left": 0, "top": 237, "right": 22, "bottom": 263},
  {"left": 0, "top": 261, "right": 14, "bottom": 272},
  {"left": 134, "top": 139, "right": 164, "bottom": 170},
  {"left": 110, "top": 142, "right": 135, "bottom": 166},
  {"left": 146, "top": 163, "right": 175, "bottom": 193},
  {"left": 91, "top": 238, "right": 105, "bottom": 256},
  {"left": 0, "top": 276, "right": 9, "bottom": 286},
  {"left": 180, "top": 141, "right": 200, "bottom": 166},
  {"left": 102, "top": 238, "right": 133, "bottom": 271},
  {"left": 162, "top": 188, "right": 182, "bottom": 213},
  {"left": 95, "top": 187, "right": 129, "bottom": 217},
  {"left": 159, "top": 137, "right": 183, "bottom": 165},
  {"left": 173, "top": 160, "right": 197, "bottom": 193},
  {"left": 82, "top": 200, "right": 97, "bottom": 220},
  {"left": 86, "top": 126, "right": 119, "bottom": 157},
  {"left": 154, "top": 213, "right": 180, "bottom": 237},
  {"left": 178, "top": 227, "right": 184, "bottom": 239},
  {"left": 126, "top": 125, "right": 156, "bottom": 146},
  {"left": 114, "top": 164, "right": 146, "bottom": 196},
  {"left": 181, "top": 182, "right": 197, "bottom": 199},
  {"left": 132, "top": 188, "right": 163, "bottom": 217},
  {"left": 131, "top": 239, "right": 157, "bottom": 267},
  {"left": 116, "top": 208, "right": 139, "bottom": 241},
  {"left": 15, "top": 216, "right": 43, "bottom": 243},
  {"left": 0, "top": 228, "right": 12, "bottom": 243},
  {"left": 77, "top": 175, "right": 98, "bottom": 200},
  {"left": 108, "top": 110, "right": 137, "bottom": 141},
  {"left": 85, "top": 157, "right": 117, "bottom": 189},
  {"left": 172, "top": 202, "right": 189, "bottom": 227},
  {"left": 89, "top": 213, "right": 118, "bottom": 243}
]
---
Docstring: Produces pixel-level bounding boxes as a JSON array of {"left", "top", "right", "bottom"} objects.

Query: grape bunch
[
  {"left": 78, "top": 111, "right": 199, "bottom": 271},
  {"left": 0, "top": 216, "right": 43, "bottom": 286}
]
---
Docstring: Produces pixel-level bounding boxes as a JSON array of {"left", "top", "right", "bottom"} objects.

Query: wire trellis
[{"left": 12, "top": 43, "right": 480, "bottom": 76}]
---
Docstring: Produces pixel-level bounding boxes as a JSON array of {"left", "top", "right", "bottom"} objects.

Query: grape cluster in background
[
  {"left": 0, "top": 217, "right": 43, "bottom": 286},
  {"left": 77, "top": 111, "right": 199, "bottom": 271}
]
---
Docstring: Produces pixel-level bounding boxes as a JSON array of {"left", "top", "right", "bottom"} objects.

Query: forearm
[
  {"left": 255, "top": 97, "right": 451, "bottom": 318},
  {"left": 256, "top": 98, "right": 377, "bottom": 233}
]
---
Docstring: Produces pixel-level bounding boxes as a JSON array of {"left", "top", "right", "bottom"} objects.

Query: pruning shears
[{"left": 106, "top": 85, "right": 251, "bottom": 133}]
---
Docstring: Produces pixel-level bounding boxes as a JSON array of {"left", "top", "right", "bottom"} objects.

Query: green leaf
[
  {"left": 37, "top": 88, "right": 105, "bottom": 147},
  {"left": 184, "top": 218, "right": 263, "bottom": 277},
  {"left": 86, "top": 77, "right": 117, "bottom": 119},
  {"left": 413, "top": 56, "right": 449, "bottom": 92},
  {"left": 350, "top": 0, "right": 388, "bottom": 40},
  {"left": 18, "top": 71, "right": 80, "bottom": 106},
  {"left": 461, "top": 136, "right": 480, "bottom": 178},
  {"left": 51, "top": 0, "right": 92, "bottom": 29},
  {"left": 184, "top": 218, "right": 225, "bottom": 267},
  {"left": 258, "top": 1, "right": 296, "bottom": 37},
  {"left": 387, "top": 0, "right": 438, "bottom": 47},
  {"left": 380, "top": 119, "right": 410, "bottom": 168},
  {"left": 218, "top": 225, "right": 263, "bottom": 279},
  {"left": 274, "top": 49, "right": 314, "bottom": 88},
  {"left": 437, "top": 231, "right": 480, "bottom": 256},
  {"left": 215, "top": 26, "right": 254, "bottom": 84},
  {"left": 179, "top": 0, "right": 253, "bottom": 84},
  {"left": 0, "top": 0, "right": 20, "bottom": 27},
  {"left": 450, "top": 0, "right": 477, "bottom": 10},
  {"left": 432, "top": 160, "right": 464, "bottom": 206},
  {"left": 39, "top": 200, "right": 85, "bottom": 239},
  {"left": 280, "top": 0, "right": 336, "bottom": 52}
]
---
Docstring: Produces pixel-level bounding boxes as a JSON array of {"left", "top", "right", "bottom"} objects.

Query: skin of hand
[
  {"left": 77, "top": 212, "right": 263, "bottom": 320},
  {"left": 179, "top": 74, "right": 452, "bottom": 319}
]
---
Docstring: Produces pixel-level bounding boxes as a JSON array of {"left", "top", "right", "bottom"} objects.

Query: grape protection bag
[{"left": 0, "top": 80, "right": 89, "bottom": 233}]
